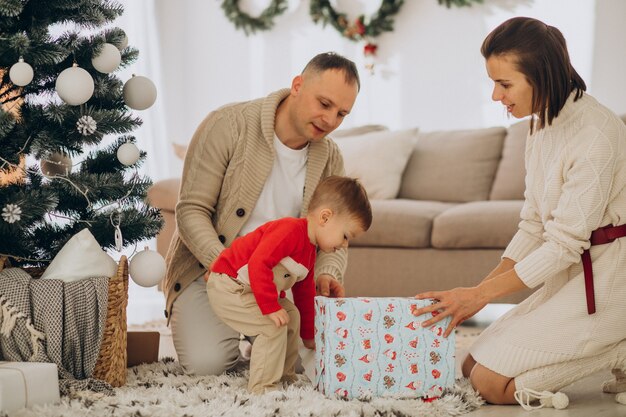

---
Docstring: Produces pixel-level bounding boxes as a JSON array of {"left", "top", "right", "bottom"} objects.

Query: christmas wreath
[
  {"left": 310, "top": 0, "right": 483, "bottom": 57},
  {"left": 310, "top": 0, "right": 404, "bottom": 46},
  {"left": 221, "top": 0, "right": 288, "bottom": 36}
]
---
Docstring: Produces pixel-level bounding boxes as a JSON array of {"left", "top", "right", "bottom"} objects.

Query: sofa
[{"left": 148, "top": 115, "right": 626, "bottom": 305}]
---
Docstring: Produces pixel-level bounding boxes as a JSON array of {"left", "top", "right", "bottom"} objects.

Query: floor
[{"left": 130, "top": 305, "right": 626, "bottom": 416}]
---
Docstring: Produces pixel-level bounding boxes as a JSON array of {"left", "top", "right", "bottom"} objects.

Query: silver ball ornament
[
  {"left": 129, "top": 247, "right": 166, "bottom": 287},
  {"left": 55, "top": 64, "right": 94, "bottom": 105},
  {"left": 41, "top": 152, "right": 72, "bottom": 178},
  {"left": 117, "top": 142, "right": 140, "bottom": 166},
  {"left": 9, "top": 58, "right": 34, "bottom": 86},
  {"left": 123, "top": 75, "right": 157, "bottom": 110},
  {"left": 92, "top": 43, "right": 121, "bottom": 74}
]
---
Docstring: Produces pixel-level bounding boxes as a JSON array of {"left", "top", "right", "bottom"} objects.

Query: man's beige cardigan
[{"left": 163, "top": 89, "right": 346, "bottom": 322}]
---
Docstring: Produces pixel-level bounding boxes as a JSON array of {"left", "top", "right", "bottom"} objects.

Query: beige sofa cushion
[
  {"left": 331, "top": 124, "right": 388, "bottom": 138},
  {"left": 351, "top": 199, "right": 456, "bottom": 248},
  {"left": 399, "top": 127, "right": 505, "bottom": 202},
  {"left": 489, "top": 120, "right": 529, "bottom": 200},
  {"left": 431, "top": 200, "right": 523, "bottom": 249},
  {"left": 336, "top": 129, "right": 418, "bottom": 199}
]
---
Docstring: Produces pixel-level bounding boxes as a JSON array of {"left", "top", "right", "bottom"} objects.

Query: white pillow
[
  {"left": 335, "top": 128, "right": 418, "bottom": 199},
  {"left": 41, "top": 228, "right": 118, "bottom": 282}
]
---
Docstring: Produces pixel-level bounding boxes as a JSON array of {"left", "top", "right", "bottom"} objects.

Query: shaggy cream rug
[
  {"left": 9, "top": 326, "right": 485, "bottom": 417},
  {"left": 14, "top": 359, "right": 482, "bottom": 417}
]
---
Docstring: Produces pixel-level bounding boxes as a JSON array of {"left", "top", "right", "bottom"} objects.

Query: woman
[{"left": 413, "top": 17, "right": 626, "bottom": 409}]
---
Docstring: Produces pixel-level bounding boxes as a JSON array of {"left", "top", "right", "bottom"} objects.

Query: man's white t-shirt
[{"left": 239, "top": 135, "right": 308, "bottom": 236}]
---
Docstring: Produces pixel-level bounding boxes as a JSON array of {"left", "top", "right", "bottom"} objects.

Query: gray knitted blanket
[{"left": 0, "top": 267, "right": 113, "bottom": 395}]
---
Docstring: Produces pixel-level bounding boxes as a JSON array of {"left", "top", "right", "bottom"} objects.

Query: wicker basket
[
  {"left": 0, "top": 255, "right": 129, "bottom": 387},
  {"left": 92, "top": 255, "right": 128, "bottom": 387}
]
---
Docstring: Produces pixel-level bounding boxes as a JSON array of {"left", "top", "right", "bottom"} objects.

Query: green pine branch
[{"left": 0, "top": 0, "right": 163, "bottom": 267}]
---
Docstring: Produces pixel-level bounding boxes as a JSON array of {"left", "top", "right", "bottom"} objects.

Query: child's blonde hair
[{"left": 308, "top": 176, "right": 372, "bottom": 230}]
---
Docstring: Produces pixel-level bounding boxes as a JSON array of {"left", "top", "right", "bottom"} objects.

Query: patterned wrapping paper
[{"left": 314, "top": 296, "right": 455, "bottom": 400}]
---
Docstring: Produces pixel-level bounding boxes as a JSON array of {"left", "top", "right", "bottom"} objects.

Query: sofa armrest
[{"left": 147, "top": 178, "right": 181, "bottom": 212}]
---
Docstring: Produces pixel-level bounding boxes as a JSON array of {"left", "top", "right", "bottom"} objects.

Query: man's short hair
[{"left": 302, "top": 52, "right": 360, "bottom": 92}]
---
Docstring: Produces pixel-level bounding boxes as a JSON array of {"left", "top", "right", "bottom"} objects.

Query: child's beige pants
[{"left": 206, "top": 270, "right": 300, "bottom": 394}]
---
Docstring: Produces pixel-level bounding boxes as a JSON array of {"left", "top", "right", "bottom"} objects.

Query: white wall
[
  {"left": 154, "top": 0, "right": 625, "bottom": 175},
  {"left": 591, "top": 0, "right": 626, "bottom": 116}
]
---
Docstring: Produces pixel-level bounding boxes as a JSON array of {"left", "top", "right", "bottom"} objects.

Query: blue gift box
[{"left": 314, "top": 296, "right": 455, "bottom": 399}]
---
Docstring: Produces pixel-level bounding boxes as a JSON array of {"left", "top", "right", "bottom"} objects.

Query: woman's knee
[
  {"left": 462, "top": 354, "right": 477, "bottom": 378},
  {"left": 470, "top": 364, "right": 517, "bottom": 405}
]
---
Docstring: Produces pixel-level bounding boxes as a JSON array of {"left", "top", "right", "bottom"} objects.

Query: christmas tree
[{"left": 0, "top": 0, "right": 162, "bottom": 267}]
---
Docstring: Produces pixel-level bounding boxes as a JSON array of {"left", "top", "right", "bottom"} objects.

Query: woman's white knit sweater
[{"left": 470, "top": 92, "right": 626, "bottom": 378}]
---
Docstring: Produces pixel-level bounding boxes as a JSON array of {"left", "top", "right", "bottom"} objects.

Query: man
[{"left": 163, "top": 52, "right": 360, "bottom": 375}]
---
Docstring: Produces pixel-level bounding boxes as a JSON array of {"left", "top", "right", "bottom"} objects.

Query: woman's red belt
[{"left": 583, "top": 224, "right": 626, "bottom": 314}]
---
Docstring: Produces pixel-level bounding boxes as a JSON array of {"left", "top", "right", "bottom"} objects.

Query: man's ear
[{"left": 291, "top": 75, "right": 303, "bottom": 96}]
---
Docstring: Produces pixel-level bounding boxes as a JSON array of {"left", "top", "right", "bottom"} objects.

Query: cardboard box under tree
[{"left": 314, "top": 296, "right": 455, "bottom": 399}]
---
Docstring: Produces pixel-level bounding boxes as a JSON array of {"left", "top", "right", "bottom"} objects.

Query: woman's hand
[
  {"left": 268, "top": 308, "right": 290, "bottom": 327},
  {"left": 413, "top": 287, "right": 488, "bottom": 337},
  {"left": 302, "top": 338, "right": 316, "bottom": 350},
  {"left": 316, "top": 274, "right": 345, "bottom": 297}
]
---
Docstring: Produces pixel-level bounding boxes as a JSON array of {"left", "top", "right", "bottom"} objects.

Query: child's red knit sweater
[{"left": 211, "top": 217, "right": 316, "bottom": 339}]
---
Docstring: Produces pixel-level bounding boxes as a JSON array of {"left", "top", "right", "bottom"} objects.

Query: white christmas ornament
[
  {"left": 91, "top": 43, "right": 121, "bottom": 73},
  {"left": 2, "top": 203, "right": 22, "bottom": 224},
  {"left": 123, "top": 75, "right": 157, "bottom": 110},
  {"left": 129, "top": 247, "right": 166, "bottom": 287},
  {"left": 117, "top": 32, "right": 128, "bottom": 50},
  {"left": 9, "top": 58, "right": 34, "bottom": 86},
  {"left": 117, "top": 142, "right": 140, "bottom": 166},
  {"left": 41, "top": 152, "right": 72, "bottom": 178},
  {"left": 55, "top": 64, "right": 94, "bottom": 105}
]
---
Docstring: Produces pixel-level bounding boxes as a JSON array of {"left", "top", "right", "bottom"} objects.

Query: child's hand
[
  {"left": 203, "top": 259, "right": 217, "bottom": 282},
  {"left": 268, "top": 309, "right": 289, "bottom": 327},
  {"left": 302, "top": 339, "right": 315, "bottom": 350}
]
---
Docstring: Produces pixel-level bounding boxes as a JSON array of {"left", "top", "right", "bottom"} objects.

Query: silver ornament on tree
[
  {"left": 110, "top": 210, "right": 123, "bottom": 252},
  {"left": 123, "top": 74, "right": 157, "bottom": 110},
  {"left": 117, "top": 142, "right": 140, "bottom": 166},
  {"left": 40, "top": 152, "right": 72, "bottom": 178},
  {"left": 76, "top": 115, "right": 97, "bottom": 136},
  {"left": 55, "top": 63, "right": 94, "bottom": 105},
  {"left": 1, "top": 203, "right": 22, "bottom": 224},
  {"left": 9, "top": 57, "right": 34, "bottom": 86},
  {"left": 129, "top": 246, "right": 166, "bottom": 287},
  {"left": 91, "top": 43, "right": 121, "bottom": 73}
]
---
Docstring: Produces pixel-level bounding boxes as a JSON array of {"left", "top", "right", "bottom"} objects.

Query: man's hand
[
  {"left": 302, "top": 338, "right": 316, "bottom": 350},
  {"left": 316, "top": 274, "right": 345, "bottom": 297},
  {"left": 268, "top": 308, "right": 290, "bottom": 327}
]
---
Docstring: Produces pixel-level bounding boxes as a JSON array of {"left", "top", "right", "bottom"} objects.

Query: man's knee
[{"left": 182, "top": 349, "right": 239, "bottom": 376}]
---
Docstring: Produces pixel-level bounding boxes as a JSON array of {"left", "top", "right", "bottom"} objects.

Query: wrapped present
[
  {"left": 314, "top": 296, "right": 455, "bottom": 399},
  {"left": 0, "top": 362, "right": 60, "bottom": 412}
]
